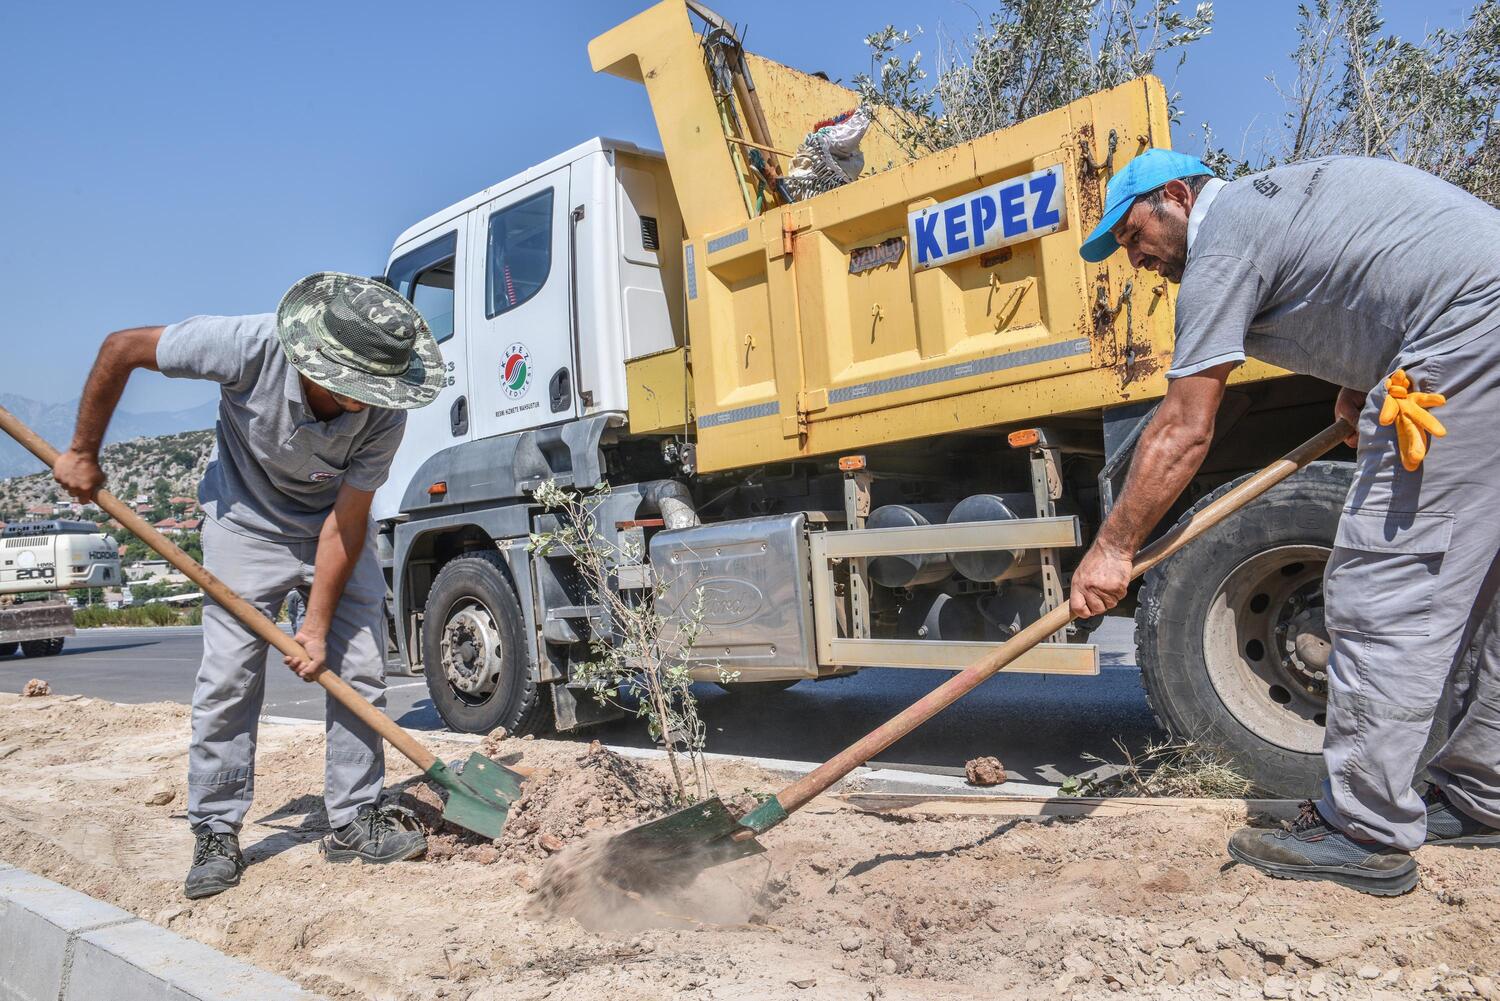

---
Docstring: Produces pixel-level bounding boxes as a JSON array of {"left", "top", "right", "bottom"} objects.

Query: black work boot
[
  {"left": 1227, "top": 801, "right": 1418, "bottom": 896},
  {"left": 320, "top": 803, "right": 427, "bottom": 864},
  {"left": 1424, "top": 786, "right": 1500, "bottom": 847},
  {"left": 185, "top": 827, "right": 245, "bottom": 900}
]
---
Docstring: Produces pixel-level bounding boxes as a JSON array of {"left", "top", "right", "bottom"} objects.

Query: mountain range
[{"left": 0, "top": 393, "right": 218, "bottom": 478}]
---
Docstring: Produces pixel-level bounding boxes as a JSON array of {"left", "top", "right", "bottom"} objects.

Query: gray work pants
[
  {"left": 1317, "top": 329, "right": 1500, "bottom": 850},
  {"left": 188, "top": 517, "right": 387, "bottom": 833}
]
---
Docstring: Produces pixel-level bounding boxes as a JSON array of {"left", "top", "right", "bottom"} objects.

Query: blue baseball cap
[{"left": 1078, "top": 149, "right": 1214, "bottom": 263}]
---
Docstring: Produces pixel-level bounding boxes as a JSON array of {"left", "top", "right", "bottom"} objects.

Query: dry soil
[{"left": 1, "top": 692, "right": 1498, "bottom": 1001}]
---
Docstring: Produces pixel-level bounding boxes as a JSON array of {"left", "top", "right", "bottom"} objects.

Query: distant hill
[
  {"left": 0, "top": 394, "right": 218, "bottom": 479},
  {"left": 0, "top": 429, "right": 215, "bottom": 519}
]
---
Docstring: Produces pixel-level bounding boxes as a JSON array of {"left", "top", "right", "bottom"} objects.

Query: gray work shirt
[
  {"left": 1169, "top": 156, "right": 1500, "bottom": 390},
  {"left": 157, "top": 314, "right": 406, "bottom": 540}
]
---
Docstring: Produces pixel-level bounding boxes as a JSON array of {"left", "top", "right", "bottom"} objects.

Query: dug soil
[{"left": 2, "top": 692, "right": 1498, "bottom": 1000}]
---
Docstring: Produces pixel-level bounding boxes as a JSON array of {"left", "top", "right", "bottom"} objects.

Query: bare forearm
[
  {"left": 304, "top": 515, "right": 365, "bottom": 637},
  {"left": 70, "top": 327, "right": 164, "bottom": 454},
  {"left": 1096, "top": 417, "right": 1213, "bottom": 556}
]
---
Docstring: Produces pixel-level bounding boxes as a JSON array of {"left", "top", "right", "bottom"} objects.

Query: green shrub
[{"left": 73, "top": 603, "right": 187, "bottom": 628}]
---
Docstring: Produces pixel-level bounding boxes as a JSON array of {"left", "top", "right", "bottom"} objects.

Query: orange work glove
[{"left": 1379, "top": 369, "right": 1446, "bottom": 472}]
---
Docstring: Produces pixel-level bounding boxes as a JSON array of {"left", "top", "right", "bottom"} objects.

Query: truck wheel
[
  {"left": 1135, "top": 462, "right": 1352, "bottom": 797},
  {"left": 0, "top": 642, "right": 17, "bottom": 658},
  {"left": 21, "top": 637, "right": 65, "bottom": 658},
  {"left": 422, "top": 552, "right": 549, "bottom": 736}
]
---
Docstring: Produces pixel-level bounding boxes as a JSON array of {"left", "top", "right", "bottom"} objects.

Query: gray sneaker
[
  {"left": 185, "top": 827, "right": 244, "bottom": 900},
  {"left": 1424, "top": 786, "right": 1500, "bottom": 847},
  {"left": 320, "top": 804, "right": 427, "bottom": 864},
  {"left": 1227, "top": 801, "right": 1418, "bottom": 896}
]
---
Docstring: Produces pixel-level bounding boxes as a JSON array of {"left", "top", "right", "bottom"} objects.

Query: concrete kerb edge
[
  {"left": 256, "top": 712, "right": 1066, "bottom": 797},
  {"left": 0, "top": 864, "right": 323, "bottom": 1001}
]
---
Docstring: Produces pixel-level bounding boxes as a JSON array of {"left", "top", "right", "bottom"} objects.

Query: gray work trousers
[
  {"left": 188, "top": 517, "right": 387, "bottom": 833},
  {"left": 1317, "top": 329, "right": 1500, "bottom": 850}
]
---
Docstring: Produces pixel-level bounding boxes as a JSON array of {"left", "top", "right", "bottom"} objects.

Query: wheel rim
[
  {"left": 439, "top": 599, "right": 506, "bottom": 705},
  {"left": 1202, "top": 545, "right": 1330, "bottom": 754}
]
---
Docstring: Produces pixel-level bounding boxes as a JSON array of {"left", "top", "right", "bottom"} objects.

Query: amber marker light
[
  {"left": 837, "top": 455, "right": 867, "bottom": 471},
  {"left": 1007, "top": 429, "right": 1040, "bottom": 448},
  {"left": 427, "top": 481, "right": 448, "bottom": 497}
]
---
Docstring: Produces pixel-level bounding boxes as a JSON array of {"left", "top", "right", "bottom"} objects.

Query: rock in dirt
[
  {"left": 964, "top": 756, "right": 1007, "bottom": 786},
  {"left": 144, "top": 788, "right": 175, "bottom": 806},
  {"left": 22, "top": 679, "right": 50, "bottom": 697}
]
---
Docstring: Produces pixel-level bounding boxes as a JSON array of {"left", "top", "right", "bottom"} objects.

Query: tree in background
[
  {"left": 1206, "top": 0, "right": 1500, "bottom": 204},
  {"left": 854, "top": 0, "right": 1214, "bottom": 158},
  {"left": 854, "top": 0, "right": 1500, "bottom": 205}
]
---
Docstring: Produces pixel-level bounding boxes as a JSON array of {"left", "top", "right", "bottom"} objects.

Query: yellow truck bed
[{"left": 594, "top": 1, "right": 1280, "bottom": 473}]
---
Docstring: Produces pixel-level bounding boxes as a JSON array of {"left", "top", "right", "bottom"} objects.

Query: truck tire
[
  {"left": 1135, "top": 461, "right": 1455, "bottom": 797},
  {"left": 0, "top": 642, "right": 17, "bottom": 658},
  {"left": 1136, "top": 462, "right": 1337, "bottom": 796},
  {"left": 421, "top": 552, "right": 549, "bottom": 736},
  {"left": 21, "top": 637, "right": 65, "bottom": 658}
]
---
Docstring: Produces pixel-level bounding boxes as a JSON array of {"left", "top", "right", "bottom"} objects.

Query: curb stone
[{"left": 0, "top": 865, "right": 322, "bottom": 1001}]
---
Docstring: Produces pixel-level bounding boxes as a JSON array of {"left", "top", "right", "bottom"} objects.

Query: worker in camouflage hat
[{"left": 53, "top": 272, "right": 443, "bottom": 900}]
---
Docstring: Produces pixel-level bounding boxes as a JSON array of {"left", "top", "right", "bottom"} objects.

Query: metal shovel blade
[
  {"left": 427, "top": 752, "right": 526, "bottom": 840},
  {"left": 603, "top": 797, "right": 765, "bottom": 890}
]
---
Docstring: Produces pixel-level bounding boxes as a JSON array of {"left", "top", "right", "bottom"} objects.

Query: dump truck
[
  {"left": 0, "top": 520, "right": 121, "bottom": 658},
  {"left": 369, "top": 0, "right": 1350, "bottom": 796}
]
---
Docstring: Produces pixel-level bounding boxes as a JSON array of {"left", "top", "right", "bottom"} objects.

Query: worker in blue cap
[{"left": 1069, "top": 149, "right": 1500, "bottom": 895}]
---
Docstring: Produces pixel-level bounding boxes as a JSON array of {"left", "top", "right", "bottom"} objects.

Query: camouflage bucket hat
[{"left": 276, "top": 271, "right": 444, "bottom": 410}]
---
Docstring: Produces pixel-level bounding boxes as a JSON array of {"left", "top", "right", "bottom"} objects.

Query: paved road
[{"left": 0, "top": 619, "right": 1162, "bottom": 785}]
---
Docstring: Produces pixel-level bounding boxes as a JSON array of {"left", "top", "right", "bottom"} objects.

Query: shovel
[
  {"left": 0, "top": 404, "right": 524, "bottom": 839},
  {"left": 601, "top": 420, "right": 1353, "bottom": 885}
]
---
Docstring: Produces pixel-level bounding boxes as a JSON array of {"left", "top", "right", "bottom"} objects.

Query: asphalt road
[{"left": 0, "top": 619, "right": 1163, "bottom": 785}]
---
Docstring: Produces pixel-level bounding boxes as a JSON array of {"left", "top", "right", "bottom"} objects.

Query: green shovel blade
[
  {"left": 603, "top": 796, "right": 766, "bottom": 891},
  {"left": 424, "top": 752, "right": 525, "bottom": 840}
]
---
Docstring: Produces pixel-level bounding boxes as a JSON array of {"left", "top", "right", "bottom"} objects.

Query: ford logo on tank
[{"left": 907, "top": 164, "right": 1067, "bottom": 271}]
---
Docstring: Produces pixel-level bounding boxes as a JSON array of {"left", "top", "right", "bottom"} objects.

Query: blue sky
[{"left": 1, "top": 0, "right": 1469, "bottom": 413}]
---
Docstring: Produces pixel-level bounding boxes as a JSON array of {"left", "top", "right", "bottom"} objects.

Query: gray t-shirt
[
  {"left": 1169, "top": 156, "right": 1500, "bottom": 389},
  {"left": 157, "top": 314, "right": 406, "bottom": 540}
]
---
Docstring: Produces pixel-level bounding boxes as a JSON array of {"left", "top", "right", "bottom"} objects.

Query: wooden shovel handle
[
  {"left": 0, "top": 404, "right": 439, "bottom": 773},
  {"left": 766, "top": 420, "right": 1352, "bottom": 819}
]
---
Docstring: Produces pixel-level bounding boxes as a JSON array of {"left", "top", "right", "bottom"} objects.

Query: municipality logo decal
[{"left": 501, "top": 343, "right": 532, "bottom": 399}]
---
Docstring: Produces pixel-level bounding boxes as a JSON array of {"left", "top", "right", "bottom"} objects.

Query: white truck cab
[{"left": 373, "top": 138, "right": 684, "bottom": 523}]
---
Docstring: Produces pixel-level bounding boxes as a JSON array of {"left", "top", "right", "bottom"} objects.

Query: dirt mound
[{"left": 400, "top": 739, "right": 677, "bottom": 865}]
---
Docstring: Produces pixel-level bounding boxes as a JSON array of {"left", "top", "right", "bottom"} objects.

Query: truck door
[
  {"left": 465, "top": 167, "right": 577, "bottom": 440},
  {"left": 372, "top": 224, "right": 469, "bottom": 521}
]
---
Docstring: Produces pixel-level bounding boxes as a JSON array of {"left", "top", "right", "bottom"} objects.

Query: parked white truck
[
  {"left": 368, "top": 1, "right": 1351, "bottom": 796},
  {"left": 0, "top": 520, "right": 121, "bottom": 658}
]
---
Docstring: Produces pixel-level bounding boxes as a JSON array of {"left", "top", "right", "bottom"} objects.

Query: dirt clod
[
  {"left": 964, "top": 755, "right": 1007, "bottom": 786},
  {"left": 144, "top": 788, "right": 174, "bottom": 806},
  {"left": 21, "top": 679, "right": 49, "bottom": 697}
]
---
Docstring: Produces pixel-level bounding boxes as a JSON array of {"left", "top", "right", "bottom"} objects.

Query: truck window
[
  {"left": 485, "top": 188, "right": 553, "bottom": 318},
  {"left": 387, "top": 232, "right": 458, "bottom": 343}
]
